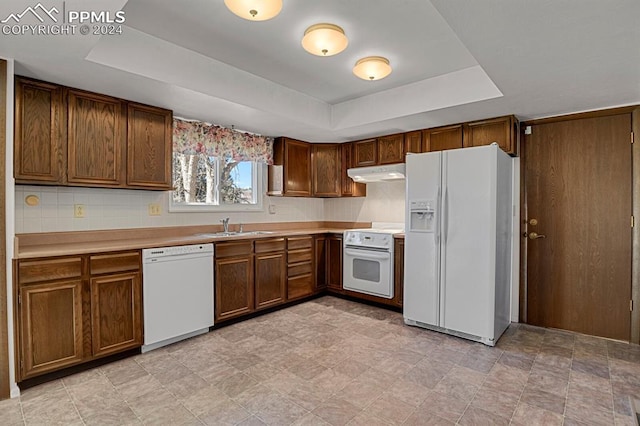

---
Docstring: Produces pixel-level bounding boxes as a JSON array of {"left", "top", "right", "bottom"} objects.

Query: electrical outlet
[
  {"left": 74, "top": 204, "right": 85, "bottom": 218},
  {"left": 268, "top": 204, "right": 276, "bottom": 214},
  {"left": 148, "top": 203, "right": 161, "bottom": 216}
]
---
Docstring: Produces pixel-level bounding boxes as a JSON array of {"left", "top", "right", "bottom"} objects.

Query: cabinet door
[
  {"left": 312, "top": 144, "right": 340, "bottom": 197},
  {"left": 283, "top": 139, "right": 312, "bottom": 196},
  {"left": 423, "top": 125, "right": 463, "bottom": 152},
  {"left": 14, "top": 78, "right": 66, "bottom": 184},
  {"left": 19, "top": 280, "right": 83, "bottom": 379},
  {"left": 315, "top": 236, "right": 327, "bottom": 290},
  {"left": 464, "top": 115, "right": 517, "bottom": 155},
  {"left": 255, "top": 252, "right": 286, "bottom": 310},
  {"left": 326, "top": 235, "right": 343, "bottom": 290},
  {"left": 127, "top": 103, "right": 173, "bottom": 190},
  {"left": 404, "top": 130, "right": 423, "bottom": 154},
  {"left": 353, "top": 139, "right": 377, "bottom": 167},
  {"left": 67, "top": 89, "right": 126, "bottom": 187},
  {"left": 340, "top": 143, "right": 366, "bottom": 197},
  {"left": 378, "top": 134, "right": 405, "bottom": 164},
  {"left": 215, "top": 256, "right": 254, "bottom": 321},
  {"left": 90, "top": 272, "right": 142, "bottom": 357},
  {"left": 393, "top": 239, "right": 404, "bottom": 307}
]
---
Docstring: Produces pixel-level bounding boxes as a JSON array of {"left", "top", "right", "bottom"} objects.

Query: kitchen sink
[{"left": 194, "top": 231, "right": 274, "bottom": 238}]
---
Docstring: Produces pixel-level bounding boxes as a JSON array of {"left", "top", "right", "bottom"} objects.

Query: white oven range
[{"left": 343, "top": 227, "right": 403, "bottom": 299}]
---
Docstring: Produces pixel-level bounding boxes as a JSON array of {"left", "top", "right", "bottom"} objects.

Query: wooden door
[
  {"left": 254, "top": 252, "right": 286, "bottom": 309},
  {"left": 378, "top": 134, "right": 405, "bottom": 164},
  {"left": 215, "top": 256, "right": 254, "bottom": 321},
  {"left": 14, "top": 77, "right": 66, "bottom": 184},
  {"left": 340, "top": 143, "right": 366, "bottom": 197},
  {"left": 327, "top": 235, "right": 343, "bottom": 290},
  {"left": 423, "top": 125, "right": 463, "bottom": 152},
  {"left": 90, "top": 272, "right": 142, "bottom": 357},
  {"left": 524, "top": 113, "right": 632, "bottom": 340},
  {"left": 19, "top": 280, "right": 84, "bottom": 379},
  {"left": 283, "top": 138, "right": 311, "bottom": 196},
  {"left": 67, "top": 89, "right": 126, "bottom": 187},
  {"left": 353, "top": 139, "right": 377, "bottom": 167},
  {"left": 404, "top": 131, "right": 423, "bottom": 154},
  {"left": 127, "top": 103, "right": 172, "bottom": 190},
  {"left": 464, "top": 115, "right": 517, "bottom": 155},
  {"left": 312, "top": 144, "right": 340, "bottom": 197}
]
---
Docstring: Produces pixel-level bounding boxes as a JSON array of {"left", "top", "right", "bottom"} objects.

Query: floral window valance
[{"left": 173, "top": 118, "right": 274, "bottom": 164}]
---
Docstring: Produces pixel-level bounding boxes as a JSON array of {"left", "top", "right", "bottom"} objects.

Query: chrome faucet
[{"left": 221, "top": 217, "right": 230, "bottom": 233}]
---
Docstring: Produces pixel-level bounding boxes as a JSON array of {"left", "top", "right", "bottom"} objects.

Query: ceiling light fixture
[
  {"left": 224, "top": 0, "right": 283, "bottom": 21},
  {"left": 301, "top": 23, "right": 348, "bottom": 56},
  {"left": 353, "top": 56, "right": 392, "bottom": 81}
]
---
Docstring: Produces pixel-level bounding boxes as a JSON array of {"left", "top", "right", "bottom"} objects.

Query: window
[{"left": 170, "top": 152, "right": 263, "bottom": 212}]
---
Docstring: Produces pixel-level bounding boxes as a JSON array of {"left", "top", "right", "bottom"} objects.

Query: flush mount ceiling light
[
  {"left": 301, "top": 23, "right": 348, "bottom": 56},
  {"left": 224, "top": 0, "right": 282, "bottom": 21},
  {"left": 353, "top": 56, "right": 392, "bottom": 81}
]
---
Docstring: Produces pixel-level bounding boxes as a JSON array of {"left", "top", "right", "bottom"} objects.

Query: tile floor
[{"left": 1, "top": 296, "right": 640, "bottom": 425}]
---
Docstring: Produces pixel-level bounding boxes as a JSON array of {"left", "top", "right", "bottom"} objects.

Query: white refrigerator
[{"left": 403, "top": 144, "right": 512, "bottom": 346}]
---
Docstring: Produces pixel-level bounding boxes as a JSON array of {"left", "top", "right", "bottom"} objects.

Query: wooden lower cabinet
[
  {"left": 215, "top": 249, "right": 254, "bottom": 322},
  {"left": 90, "top": 272, "right": 142, "bottom": 358},
  {"left": 326, "top": 235, "right": 343, "bottom": 291},
  {"left": 19, "top": 280, "right": 84, "bottom": 379},
  {"left": 393, "top": 238, "right": 404, "bottom": 307},
  {"left": 16, "top": 251, "right": 142, "bottom": 381},
  {"left": 254, "top": 239, "right": 286, "bottom": 310},
  {"left": 315, "top": 236, "right": 327, "bottom": 290},
  {"left": 287, "top": 236, "right": 314, "bottom": 300}
]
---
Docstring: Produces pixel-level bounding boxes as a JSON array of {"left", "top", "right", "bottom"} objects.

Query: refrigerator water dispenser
[{"left": 409, "top": 200, "right": 436, "bottom": 232}]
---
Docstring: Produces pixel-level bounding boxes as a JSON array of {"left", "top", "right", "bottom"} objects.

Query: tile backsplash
[{"left": 324, "top": 181, "right": 406, "bottom": 225}]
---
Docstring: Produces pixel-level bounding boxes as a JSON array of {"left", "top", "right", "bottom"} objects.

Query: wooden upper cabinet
[
  {"left": 67, "top": 89, "right": 126, "bottom": 187},
  {"left": 340, "top": 142, "right": 366, "bottom": 197},
  {"left": 404, "top": 130, "right": 423, "bottom": 154},
  {"left": 377, "top": 133, "right": 405, "bottom": 164},
  {"left": 312, "top": 143, "right": 340, "bottom": 197},
  {"left": 127, "top": 103, "right": 173, "bottom": 189},
  {"left": 464, "top": 115, "right": 518, "bottom": 155},
  {"left": 424, "top": 124, "right": 463, "bottom": 152},
  {"left": 14, "top": 78, "right": 66, "bottom": 184},
  {"left": 272, "top": 137, "right": 312, "bottom": 196},
  {"left": 353, "top": 139, "right": 377, "bottom": 167}
]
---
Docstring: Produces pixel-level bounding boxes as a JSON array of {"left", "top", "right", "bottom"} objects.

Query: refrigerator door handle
[
  {"left": 435, "top": 186, "right": 442, "bottom": 244},
  {"left": 443, "top": 186, "right": 449, "bottom": 244}
]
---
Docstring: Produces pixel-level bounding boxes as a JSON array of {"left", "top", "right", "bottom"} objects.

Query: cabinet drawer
[
  {"left": 288, "top": 262, "right": 312, "bottom": 277},
  {"left": 19, "top": 257, "right": 83, "bottom": 285},
  {"left": 287, "top": 274, "right": 314, "bottom": 300},
  {"left": 287, "top": 237, "right": 312, "bottom": 250},
  {"left": 288, "top": 249, "right": 312, "bottom": 264},
  {"left": 255, "top": 238, "right": 286, "bottom": 254},
  {"left": 216, "top": 241, "right": 253, "bottom": 258},
  {"left": 90, "top": 251, "right": 140, "bottom": 275}
]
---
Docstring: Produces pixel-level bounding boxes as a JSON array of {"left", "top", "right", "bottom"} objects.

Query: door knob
[{"left": 528, "top": 232, "right": 546, "bottom": 240}]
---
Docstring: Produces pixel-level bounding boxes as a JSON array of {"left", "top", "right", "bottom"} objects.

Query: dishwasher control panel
[{"left": 143, "top": 243, "right": 214, "bottom": 260}]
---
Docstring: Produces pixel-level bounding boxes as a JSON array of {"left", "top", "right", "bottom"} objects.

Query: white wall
[
  {"left": 324, "top": 180, "right": 405, "bottom": 224},
  {"left": 15, "top": 185, "right": 325, "bottom": 233}
]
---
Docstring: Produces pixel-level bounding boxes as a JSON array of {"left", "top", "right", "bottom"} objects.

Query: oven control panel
[{"left": 344, "top": 231, "right": 395, "bottom": 249}]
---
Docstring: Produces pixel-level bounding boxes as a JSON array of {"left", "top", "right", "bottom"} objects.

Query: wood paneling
[
  {"left": 287, "top": 237, "right": 313, "bottom": 250},
  {"left": 378, "top": 134, "right": 405, "bottom": 164},
  {"left": 0, "top": 60, "right": 8, "bottom": 399},
  {"left": 126, "top": 103, "right": 172, "bottom": 189},
  {"left": 340, "top": 143, "right": 366, "bottom": 197},
  {"left": 353, "top": 139, "right": 377, "bottom": 167},
  {"left": 254, "top": 238, "right": 285, "bottom": 254},
  {"left": 326, "top": 235, "right": 343, "bottom": 290},
  {"left": 215, "top": 254, "right": 254, "bottom": 321},
  {"left": 287, "top": 275, "right": 314, "bottom": 300},
  {"left": 312, "top": 144, "right": 340, "bottom": 197},
  {"left": 633, "top": 107, "right": 640, "bottom": 345},
  {"left": 287, "top": 249, "right": 312, "bottom": 264},
  {"left": 90, "top": 272, "right": 142, "bottom": 357},
  {"left": 464, "top": 115, "right": 517, "bottom": 155},
  {"left": 14, "top": 78, "right": 65, "bottom": 183},
  {"left": 67, "top": 89, "right": 126, "bottom": 187},
  {"left": 423, "top": 125, "right": 463, "bottom": 152},
  {"left": 18, "top": 257, "right": 82, "bottom": 285},
  {"left": 90, "top": 252, "right": 140, "bottom": 275},
  {"left": 19, "top": 280, "right": 84, "bottom": 379},
  {"left": 255, "top": 252, "right": 286, "bottom": 309},
  {"left": 393, "top": 239, "right": 404, "bottom": 308},
  {"left": 524, "top": 113, "right": 632, "bottom": 340},
  {"left": 215, "top": 241, "right": 252, "bottom": 258},
  {"left": 404, "top": 131, "right": 423, "bottom": 154}
]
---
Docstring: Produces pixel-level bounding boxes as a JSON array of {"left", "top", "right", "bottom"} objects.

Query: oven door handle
[{"left": 344, "top": 248, "right": 391, "bottom": 260}]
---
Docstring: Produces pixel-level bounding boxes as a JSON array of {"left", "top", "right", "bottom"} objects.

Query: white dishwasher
[{"left": 142, "top": 243, "right": 214, "bottom": 353}]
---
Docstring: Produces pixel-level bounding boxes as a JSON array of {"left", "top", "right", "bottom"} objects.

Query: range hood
[{"left": 347, "top": 163, "right": 406, "bottom": 183}]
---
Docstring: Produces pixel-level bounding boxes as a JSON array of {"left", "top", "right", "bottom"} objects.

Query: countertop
[{"left": 15, "top": 222, "right": 368, "bottom": 259}]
